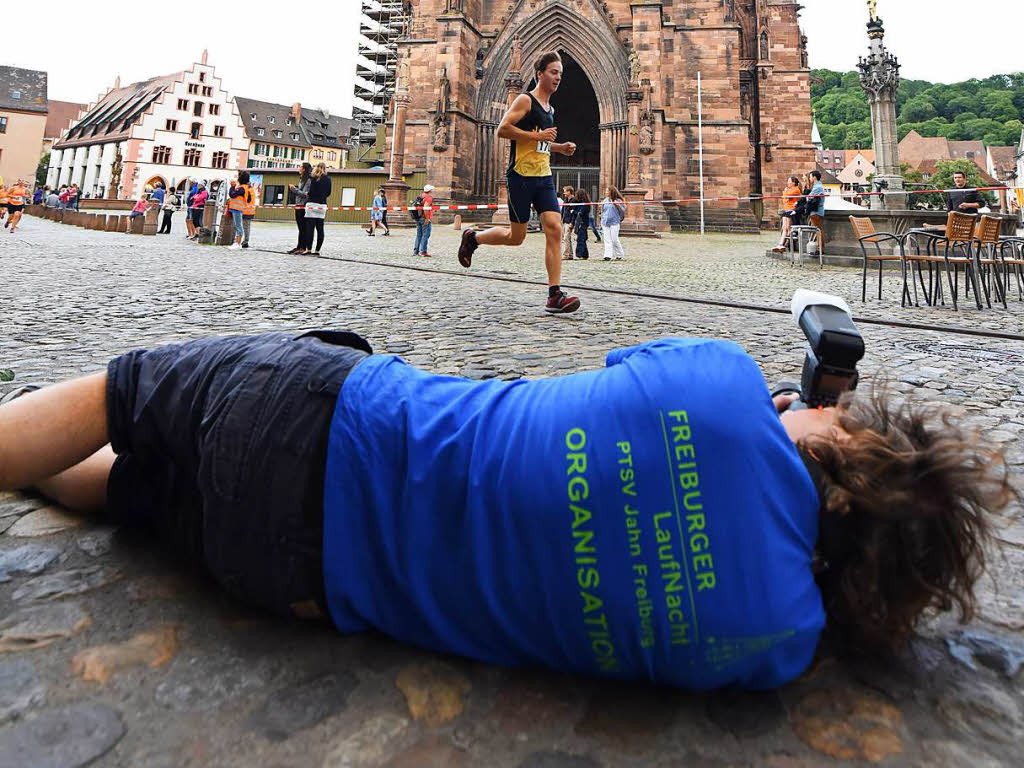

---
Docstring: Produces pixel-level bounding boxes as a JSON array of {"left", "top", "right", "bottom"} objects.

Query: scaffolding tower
[{"left": 353, "top": 0, "right": 410, "bottom": 146}]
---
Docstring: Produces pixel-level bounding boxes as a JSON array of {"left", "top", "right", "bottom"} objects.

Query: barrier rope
[{"left": 254, "top": 185, "right": 1024, "bottom": 213}]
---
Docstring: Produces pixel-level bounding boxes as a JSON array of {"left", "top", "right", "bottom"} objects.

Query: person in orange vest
[
  {"left": 5, "top": 179, "right": 29, "bottom": 234},
  {"left": 241, "top": 177, "right": 258, "bottom": 249},
  {"left": 0, "top": 183, "right": 9, "bottom": 226},
  {"left": 227, "top": 171, "right": 251, "bottom": 250}
]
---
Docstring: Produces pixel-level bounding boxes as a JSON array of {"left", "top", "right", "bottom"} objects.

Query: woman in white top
[{"left": 601, "top": 185, "right": 627, "bottom": 261}]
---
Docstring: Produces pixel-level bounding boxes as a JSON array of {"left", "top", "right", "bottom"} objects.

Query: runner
[
  {"left": 5, "top": 179, "right": 29, "bottom": 234},
  {"left": 0, "top": 183, "right": 8, "bottom": 227},
  {"left": 457, "top": 51, "right": 581, "bottom": 314}
]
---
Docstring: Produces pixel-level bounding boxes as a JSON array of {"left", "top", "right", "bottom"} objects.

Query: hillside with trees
[{"left": 811, "top": 69, "right": 1024, "bottom": 150}]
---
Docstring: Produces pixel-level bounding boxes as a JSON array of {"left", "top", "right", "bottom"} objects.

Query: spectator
[
  {"left": 573, "top": 189, "right": 592, "bottom": 260},
  {"left": 367, "top": 187, "right": 386, "bottom": 237},
  {"left": 159, "top": 190, "right": 178, "bottom": 234},
  {"left": 601, "top": 185, "right": 627, "bottom": 261},
  {"left": 380, "top": 188, "right": 390, "bottom": 236},
  {"left": 300, "top": 163, "right": 331, "bottom": 255},
  {"left": 560, "top": 185, "right": 576, "bottom": 260},
  {"left": 33, "top": 186, "right": 44, "bottom": 205},
  {"left": 808, "top": 170, "right": 826, "bottom": 219},
  {"left": 69, "top": 184, "right": 80, "bottom": 211},
  {"left": 773, "top": 175, "right": 804, "bottom": 253},
  {"left": 58, "top": 186, "right": 70, "bottom": 210},
  {"left": 288, "top": 163, "right": 312, "bottom": 255},
  {"left": 45, "top": 189, "right": 61, "bottom": 208},
  {"left": 150, "top": 182, "right": 165, "bottom": 209},
  {"left": 0, "top": 184, "right": 7, "bottom": 225},
  {"left": 948, "top": 171, "right": 983, "bottom": 214},
  {"left": 792, "top": 172, "right": 813, "bottom": 226},
  {"left": 413, "top": 184, "right": 434, "bottom": 257},
  {"left": 227, "top": 172, "right": 251, "bottom": 250},
  {"left": 188, "top": 181, "right": 209, "bottom": 241}
]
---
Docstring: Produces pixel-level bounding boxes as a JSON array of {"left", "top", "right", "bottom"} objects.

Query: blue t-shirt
[{"left": 323, "top": 338, "right": 824, "bottom": 690}]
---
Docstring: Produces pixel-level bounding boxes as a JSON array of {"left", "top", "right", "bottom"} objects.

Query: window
[
  {"left": 211, "top": 151, "right": 228, "bottom": 169},
  {"left": 273, "top": 130, "right": 282, "bottom": 138},
  {"left": 341, "top": 188, "right": 356, "bottom": 207},
  {"left": 328, "top": 151, "right": 337, "bottom": 161},
  {"left": 299, "top": 149, "right": 306, "bottom": 160},
  {"left": 0, "top": 116, "right": 7, "bottom": 133},
  {"left": 10, "top": 90, "right": 21, "bottom": 100},
  {"left": 312, "top": 149, "right": 322, "bottom": 159},
  {"left": 193, "top": 102, "right": 204, "bottom": 117},
  {"left": 198, "top": 72, "right": 206, "bottom": 82},
  {"left": 209, "top": 104, "right": 220, "bottom": 116},
  {"left": 152, "top": 146, "right": 172, "bottom": 164},
  {"left": 290, "top": 133, "right": 299, "bottom": 140},
  {"left": 165, "top": 119, "right": 178, "bottom": 131},
  {"left": 264, "top": 184, "right": 285, "bottom": 206},
  {"left": 190, "top": 122, "right": 202, "bottom": 139},
  {"left": 269, "top": 116, "right": 276, "bottom": 123},
  {"left": 255, "top": 127, "right": 264, "bottom": 137},
  {"left": 272, "top": 145, "right": 282, "bottom": 157},
  {"left": 178, "top": 98, "right": 189, "bottom": 110},
  {"left": 184, "top": 148, "right": 201, "bottom": 167},
  {"left": 202, "top": 86, "right": 213, "bottom": 97},
  {"left": 213, "top": 125, "right": 225, "bottom": 137},
  {"left": 188, "top": 83, "right": 199, "bottom": 94},
  {"left": 286, "top": 117, "right": 294, "bottom": 126}
]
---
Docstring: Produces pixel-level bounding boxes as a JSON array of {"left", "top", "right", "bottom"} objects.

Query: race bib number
[{"left": 537, "top": 140, "right": 551, "bottom": 155}]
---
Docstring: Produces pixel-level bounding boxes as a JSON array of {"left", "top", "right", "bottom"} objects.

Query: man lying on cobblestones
[{"left": 0, "top": 331, "right": 1014, "bottom": 690}]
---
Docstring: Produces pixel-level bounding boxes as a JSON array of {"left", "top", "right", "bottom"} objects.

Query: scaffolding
[{"left": 353, "top": 0, "right": 410, "bottom": 147}]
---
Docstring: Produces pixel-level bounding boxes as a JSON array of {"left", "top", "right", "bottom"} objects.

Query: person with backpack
[{"left": 412, "top": 184, "right": 434, "bottom": 257}]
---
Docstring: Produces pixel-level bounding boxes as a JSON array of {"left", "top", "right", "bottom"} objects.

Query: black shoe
[
  {"left": 545, "top": 290, "right": 581, "bottom": 314},
  {"left": 458, "top": 229, "right": 478, "bottom": 268},
  {"left": 241, "top": 243, "right": 249, "bottom": 249}
]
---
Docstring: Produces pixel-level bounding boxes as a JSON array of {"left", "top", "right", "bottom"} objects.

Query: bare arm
[{"left": 497, "top": 94, "right": 557, "bottom": 144}]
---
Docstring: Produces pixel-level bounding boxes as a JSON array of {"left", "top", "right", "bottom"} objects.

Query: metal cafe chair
[
  {"left": 849, "top": 216, "right": 910, "bottom": 305},
  {"left": 973, "top": 215, "right": 1007, "bottom": 310},
  {"left": 908, "top": 212, "right": 982, "bottom": 311},
  {"left": 998, "top": 236, "right": 1024, "bottom": 301}
]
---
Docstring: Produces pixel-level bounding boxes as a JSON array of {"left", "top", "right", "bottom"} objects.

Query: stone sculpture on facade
[
  {"left": 628, "top": 49, "right": 641, "bottom": 87},
  {"left": 638, "top": 86, "right": 655, "bottom": 155},
  {"left": 432, "top": 69, "right": 451, "bottom": 151}
]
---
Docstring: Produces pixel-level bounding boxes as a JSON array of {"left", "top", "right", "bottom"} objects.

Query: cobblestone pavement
[{"left": 1, "top": 216, "right": 1022, "bottom": 767}]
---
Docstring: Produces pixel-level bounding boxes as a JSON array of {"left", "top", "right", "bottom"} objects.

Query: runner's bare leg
[{"left": 539, "top": 211, "right": 562, "bottom": 288}]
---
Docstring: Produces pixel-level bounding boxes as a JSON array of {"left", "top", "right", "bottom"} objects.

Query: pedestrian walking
[
  {"left": 367, "top": 188, "right": 386, "bottom": 237},
  {"left": 287, "top": 163, "right": 312, "bottom": 255},
  {"left": 573, "top": 189, "right": 592, "bottom": 260},
  {"left": 457, "top": 51, "right": 581, "bottom": 313},
  {"left": 412, "top": 184, "right": 434, "bottom": 257},
  {"left": 380, "top": 188, "right": 390, "bottom": 236},
  {"left": 159, "top": 191, "right": 177, "bottom": 234},
  {"left": 601, "top": 186, "right": 627, "bottom": 261},
  {"left": 300, "top": 163, "right": 330, "bottom": 255}
]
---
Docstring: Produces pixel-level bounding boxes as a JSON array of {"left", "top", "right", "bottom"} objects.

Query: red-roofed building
[{"left": 47, "top": 52, "right": 248, "bottom": 199}]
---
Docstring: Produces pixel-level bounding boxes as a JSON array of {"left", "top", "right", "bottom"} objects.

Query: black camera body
[{"left": 774, "top": 290, "right": 865, "bottom": 411}]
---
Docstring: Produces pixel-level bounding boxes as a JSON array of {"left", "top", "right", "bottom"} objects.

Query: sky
[{"left": 3, "top": 1, "right": 1021, "bottom": 113}]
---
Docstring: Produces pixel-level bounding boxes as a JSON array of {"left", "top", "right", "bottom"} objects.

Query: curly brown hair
[{"left": 801, "top": 383, "right": 1018, "bottom": 656}]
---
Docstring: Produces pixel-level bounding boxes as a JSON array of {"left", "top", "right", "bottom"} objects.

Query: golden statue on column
[{"left": 868, "top": 0, "right": 878, "bottom": 22}]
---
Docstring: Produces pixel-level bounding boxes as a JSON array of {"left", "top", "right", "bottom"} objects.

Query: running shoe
[
  {"left": 458, "top": 229, "right": 478, "bottom": 268},
  {"left": 545, "top": 290, "right": 581, "bottom": 314}
]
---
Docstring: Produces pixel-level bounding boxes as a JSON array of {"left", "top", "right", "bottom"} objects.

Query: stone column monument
[
  {"left": 857, "top": 1, "right": 906, "bottom": 210},
  {"left": 492, "top": 37, "right": 524, "bottom": 224},
  {"left": 384, "top": 66, "right": 414, "bottom": 226}
]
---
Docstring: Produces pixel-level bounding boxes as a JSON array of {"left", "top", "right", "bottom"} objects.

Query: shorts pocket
[{"left": 204, "top": 361, "right": 281, "bottom": 503}]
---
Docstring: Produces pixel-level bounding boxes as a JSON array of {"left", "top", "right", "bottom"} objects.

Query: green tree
[
  {"left": 35, "top": 153, "right": 49, "bottom": 188},
  {"left": 901, "top": 97, "right": 937, "bottom": 122},
  {"left": 981, "top": 91, "right": 1019, "bottom": 122}
]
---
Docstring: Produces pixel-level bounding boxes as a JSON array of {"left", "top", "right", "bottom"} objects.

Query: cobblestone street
[{"left": 1, "top": 216, "right": 1022, "bottom": 767}]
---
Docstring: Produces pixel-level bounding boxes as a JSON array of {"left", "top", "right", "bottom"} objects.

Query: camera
[{"left": 773, "top": 290, "right": 865, "bottom": 411}]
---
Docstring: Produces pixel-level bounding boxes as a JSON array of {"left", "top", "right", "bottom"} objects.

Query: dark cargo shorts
[{"left": 105, "top": 330, "right": 371, "bottom": 618}]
